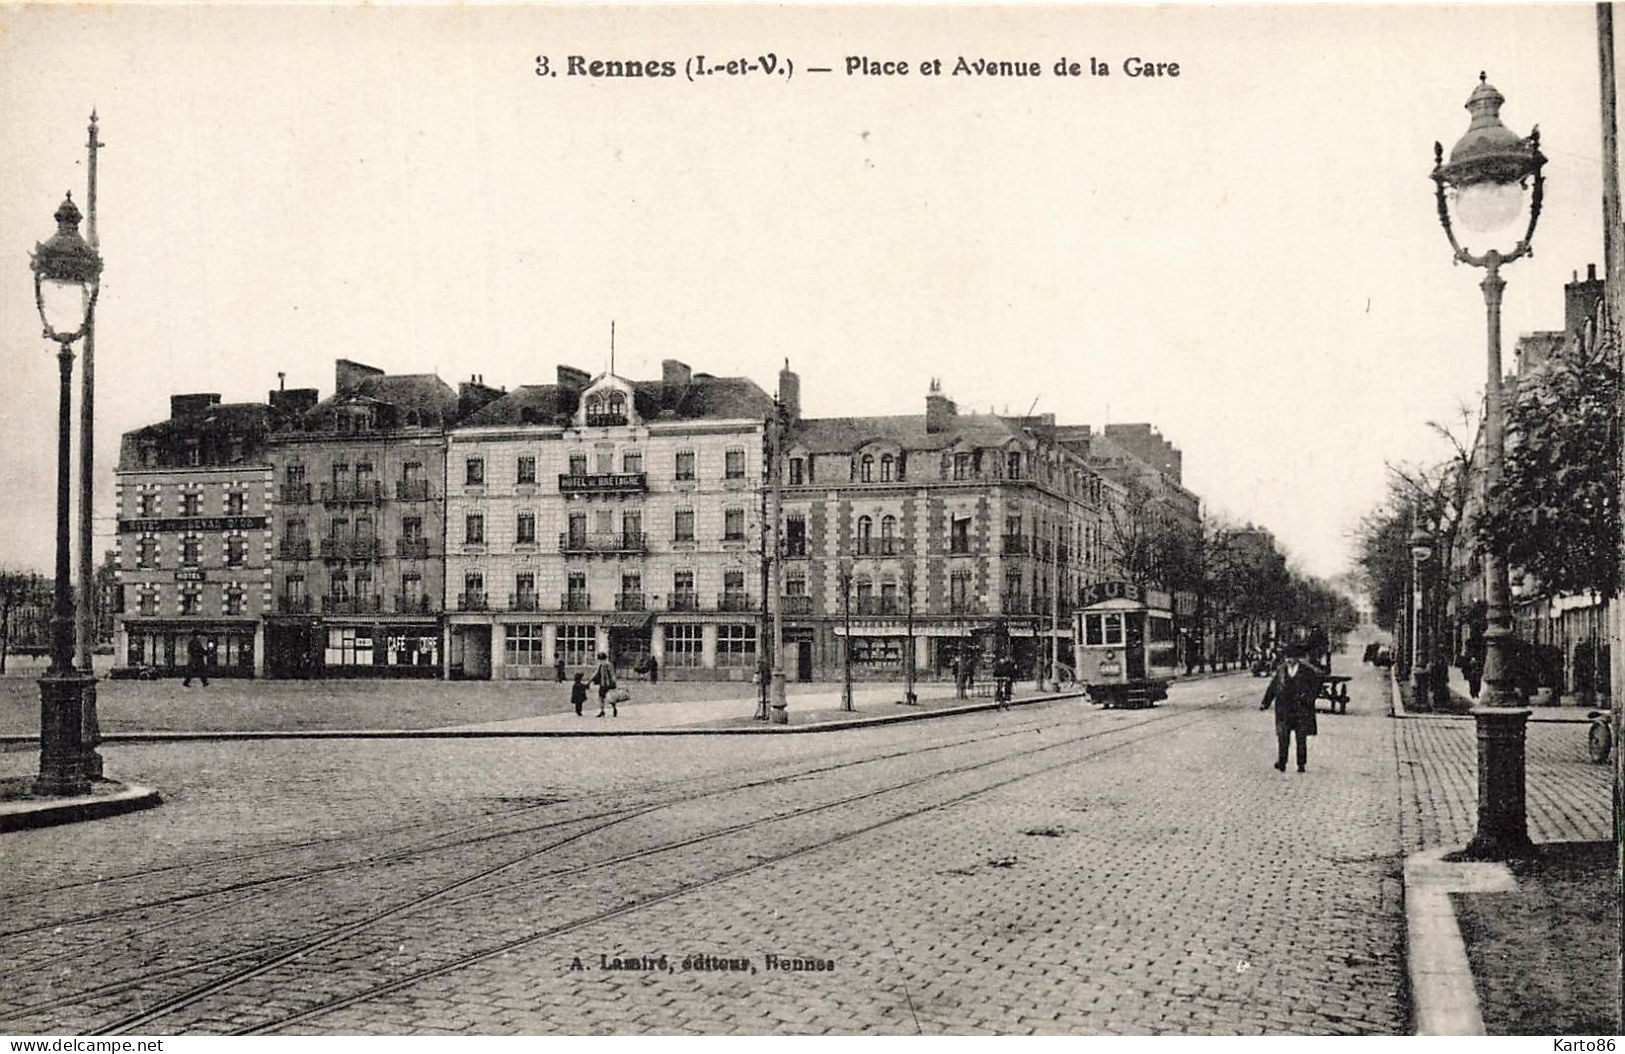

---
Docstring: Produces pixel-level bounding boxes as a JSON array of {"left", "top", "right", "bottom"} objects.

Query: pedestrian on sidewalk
[
  {"left": 593, "top": 652, "right": 618, "bottom": 717},
  {"left": 646, "top": 654, "right": 658, "bottom": 684},
  {"left": 994, "top": 653, "right": 1015, "bottom": 710},
  {"left": 570, "top": 672, "right": 588, "bottom": 717},
  {"left": 555, "top": 655, "right": 566, "bottom": 683},
  {"left": 1261, "top": 643, "right": 1320, "bottom": 772},
  {"left": 182, "top": 630, "right": 210, "bottom": 688}
]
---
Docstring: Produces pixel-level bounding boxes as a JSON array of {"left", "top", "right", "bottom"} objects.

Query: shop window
[
  {"left": 664, "top": 624, "right": 704, "bottom": 668},
  {"left": 558, "top": 624, "right": 597, "bottom": 666},
  {"left": 716, "top": 624, "right": 757, "bottom": 668},
  {"left": 326, "top": 627, "right": 375, "bottom": 667},
  {"left": 505, "top": 623, "right": 545, "bottom": 667}
]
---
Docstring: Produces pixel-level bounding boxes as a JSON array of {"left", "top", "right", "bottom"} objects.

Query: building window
[
  {"left": 505, "top": 623, "right": 545, "bottom": 666},
  {"left": 136, "top": 587, "right": 159, "bottom": 617},
  {"left": 851, "top": 637, "right": 902, "bottom": 665},
  {"left": 517, "top": 455, "right": 537, "bottom": 485},
  {"left": 226, "top": 491, "right": 247, "bottom": 516},
  {"left": 717, "top": 624, "right": 757, "bottom": 668},
  {"left": 1008, "top": 451, "right": 1022, "bottom": 479},
  {"left": 226, "top": 535, "right": 248, "bottom": 567},
  {"left": 950, "top": 571, "right": 973, "bottom": 613},
  {"left": 400, "top": 572, "right": 424, "bottom": 612},
  {"left": 880, "top": 515, "right": 897, "bottom": 555},
  {"left": 671, "top": 570, "right": 697, "bottom": 611},
  {"left": 786, "top": 515, "right": 807, "bottom": 557},
  {"left": 330, "top": 570, "right": 351, "bottom": 602},
  {"left": 326, "top": 627, "right": 375, "bottom": 667},
  {"left": 181, "top": 534, "right": 202, "bottom": 568},
  {"left": 514, "top": 572, "right": 536, "bottom": 606},
  {"left": 180, "top": 492, "right": 202, "bottom": 517},
  {"left": 860, "top": 455, "right": 873, "bottom": 483},
  {"left": 465, "top": 457, "right": 485, "bottom": 486},
  {"left": 623, "top": 450, "right": 643, "bottom": 475},
  {"left": 466, "top": 513, "right": 485, "bottom": 545},
  {"left": 950, "top": 517, "right": 972, "bottom": 554},
  {"left": 559, "top": 623, "right": 597, "bottom": 666},
  {"left": 788, "top": 458, "right": 805, "bottom": 485},
  {"left": 516, "top": 511, "right": 536, "bottom": 545},
  {"left": 569, "top": 453, "right": 588, "bottom": 476},
  {"left": 137, "top": 536, "right": 159, "bottom": 569},
  {"left": 186, "top": 441, "right": 201, "bottom": 467},
  {"left": 856, "top": 515, "right": 873, "bottom": 556},
  {"left": 674, "top": 508, "right": 695, "bottom": 543},
  {"left": 724, "top": 508, "right": 746, "bottom": 542},
  {"left": 953, "top": 453, "right": 972, "bottom": 481},
  {"left": 137, "top": 492, "right": 156, "bottom": 517},
  {"left": 881, "top": 455, "right": 894, "bottom": 482},
  {"left": 179, "top": 587, "right": 201, "bottom": 616},
  {"left": 664, "top": 624, "right": 704, "bottom": 668},
  {"left": 725, "top": 449, "right": 746, "bottom": 480},
  {"left": 675, "top": 450, "right": 696, "bottom": 481}
]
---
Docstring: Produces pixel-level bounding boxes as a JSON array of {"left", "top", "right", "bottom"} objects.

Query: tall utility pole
[
  {"left": 768, "top": 396, "right": 788, "bottom": 724},
  {"left": 757, "top": 444, "right": 770, "bottom": 721},
  {"left": 1596, "top": 5, "right": 1624, "bottom": 1021},
  {"left": 903, "top": 564, "right": 916, "bottom": 704},
  {"left": 1050, "top": 518, "right": 1061, "bottom": 688},
  {"left": 841, "top": 566, "right": 853, "bottom": 711},
  {"left": 77, "top": 111, "right": 103, "bottom": 781}
]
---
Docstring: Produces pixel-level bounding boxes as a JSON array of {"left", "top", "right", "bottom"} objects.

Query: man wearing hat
[{"left": 1260, "top": 642, "right": 1322, "bottom": 772}]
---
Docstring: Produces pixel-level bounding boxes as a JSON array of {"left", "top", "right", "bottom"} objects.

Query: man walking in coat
[
  {"left": 182, "top": 630, "right": 210, "bottom": 688},
  {"left": 1261, "top": 643, "right": 1321, "bottom": 772}
]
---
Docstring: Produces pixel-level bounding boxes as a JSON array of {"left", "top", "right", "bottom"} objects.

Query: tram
[{"left": 1074, "top": 581, "right": 1178, "bottom": 708}]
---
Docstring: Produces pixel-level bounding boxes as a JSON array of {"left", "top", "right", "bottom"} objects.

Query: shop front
[{"left": 124, "top": 619, "right": 261, "bottom": 677}]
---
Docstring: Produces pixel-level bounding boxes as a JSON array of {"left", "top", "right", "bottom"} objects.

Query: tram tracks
[{"left": 66, "top": 699, "right": 1236, "bottom": 1036}]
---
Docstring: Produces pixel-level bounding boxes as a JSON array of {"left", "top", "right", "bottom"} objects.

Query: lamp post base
[
  {"left": 1463, "top": 706, "right": 1537, "bottom": 860},
  {"left": 769, "top": 671, "right": 788, "bottom": 725},
  {"left": 82, "top": 679, "right": 103, "bottom": 781},
  {"left": 35, "top": 672, "right": 94, "bottom": 797}
]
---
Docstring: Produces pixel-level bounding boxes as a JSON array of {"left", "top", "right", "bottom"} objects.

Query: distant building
[
  {"left": 113, "top": 394, "right": 277, "bottom": 676},
  {"left": 443, "top": 360, "right": 775, "bottom": 680}
]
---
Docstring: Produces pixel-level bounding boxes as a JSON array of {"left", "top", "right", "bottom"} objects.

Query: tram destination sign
[
  {"left": 118, "top": 516, "right": 267, "bottom": 533},
  {"left": 1080, "top": 581, "right": 1173, "bottom": 610}
]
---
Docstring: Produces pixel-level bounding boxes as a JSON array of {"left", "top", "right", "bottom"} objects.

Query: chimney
[
  {"left": 777, "top": 359, "right": 800, "bottom": 424},
  {"left": 1565, "top": 264, "right": 1606, "bottom": 347},
  {"left": 170, "top": 393, "right": 221, "bottom": 419},
  {"left": 335, "top": 358, "right": 384, "bottom": 393},
  {"left": 458, "top": 378, "right": 503, "bottom": 421},
  {"left": 556, "top": 365, "right": 591, "bottom": 392},
  {"left": 269, "top": 387, "right": 319, "bottom": 416},
  {"left": 925, "top": 377, "right": 957, "bottom": 434}
]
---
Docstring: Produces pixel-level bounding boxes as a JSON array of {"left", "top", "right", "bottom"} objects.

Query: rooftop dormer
[{"left": 577, "top": 374, "right": 639, "bottom": 429}]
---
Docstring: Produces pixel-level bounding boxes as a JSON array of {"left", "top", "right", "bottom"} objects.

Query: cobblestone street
[{"left": 0, "top": 666, "right": 1412, "bottom": 1035}]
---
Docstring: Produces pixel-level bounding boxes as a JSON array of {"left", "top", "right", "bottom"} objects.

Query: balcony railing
[
  {"left": 717, "top": 592, "right": 756, "bottom": 613},
  {"left": 949, "top": 597, "right": 985, "bottom": 615},
  {"left": 277, "top": 595, "right": 312, "bottom": 614},
  {"left": 278, "top": 539, "right": 312, "bottom": 560},
  {"left": 559, "top": 531, "right": 648, "bottom": 554},
  {"left": 782, "top": 595, "right": 813, "bottom": 616},
  {"left": 458, "top": 591, "right": 489, "bottom": 612},
  {"left": 280, "top": 483, "right": 313, "bottom": 504},
  {"left": 320, "top": 481, "right": 384, "bottom": 503},
  {"left": 395, "top": 593, "right": 433, "bottom": 614},
  {"left": 615, "top": 592, "right": 648, "bottom": 612},
  {"left": 1002, "top": 535, "right": 1029, "bottom": 556},
  {"left": 321, "top": 538, "right": 381, "bottom": 561},
  {"left": 667, "top": 591, "right": 700, "bottom": 612},
  {"left": 322, "top": 595, "right": 382, "bottom": 614},
  {"left": 784, "top": 539, "right": 809, "bottom": 558},
  {"left": 585, "top": 412, "right": 629, "bottom": 428},
  {"left": 561, "top": 592, "right": 593, "bottom": 612},
  {"left": 509, "top": 592, "right": 541, "bottom": 612},
  {"left": 396, "top": 479, "right": 431, "bottom": 501},
  {"left": 397, "top": 537, "right": 431, "bottom": 559},
  {"left": 949, "top": 539, "right": 976, "bottom": 556},
  {"left": 854, "top": 538, "right": 907, "bottom": 557},
  {"left": 558, "top": 472, "right": 646, "bottom": 495}
]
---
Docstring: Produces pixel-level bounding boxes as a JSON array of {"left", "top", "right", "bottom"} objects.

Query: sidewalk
[
  {"left": 1403, "top": 663, "right": 1601, "bottom": 722},
  {"left": 1393, "top": 669, "right": 1617, "bottom": 1034}
]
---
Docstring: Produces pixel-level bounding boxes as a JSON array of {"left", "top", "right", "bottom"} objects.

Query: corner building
[
  {"left": 113, "top": 394, "right": 276, "bottom": 676},
  {"left": 444, "top": 360, "right": 774, "bottom": 680},
  {"left": 780, "top": 381, "right": 1126, "bottom": 682}
]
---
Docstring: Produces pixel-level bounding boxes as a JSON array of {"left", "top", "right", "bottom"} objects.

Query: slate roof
[
  {"left": 123, "top": 402, "right": 275, "bottom": 442},
  {"left": 789, "top": 412, "right": 1030, "bottom": 454},
  {"left": 459, "top": 374, "right": 774, "bottom": 428}
]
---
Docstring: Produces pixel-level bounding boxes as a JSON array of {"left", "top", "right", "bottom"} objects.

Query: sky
[{"left": 0, "top": 3, "right": 1612, "bottom": 582}]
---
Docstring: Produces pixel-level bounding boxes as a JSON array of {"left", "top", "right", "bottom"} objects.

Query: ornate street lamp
[
  {"left": 1410, "top": 521, "right": 1434, "bottom": 703},
  {"left": 29, "top": 192, "right": 103, "bottom": 796},
  {"left": 1432, "top": 73, "right": 1546, "bottom": 707}
]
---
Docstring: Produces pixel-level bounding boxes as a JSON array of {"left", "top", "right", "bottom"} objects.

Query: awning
[{"left": 600, "top": 612, "right": 654, "bottom": 630}]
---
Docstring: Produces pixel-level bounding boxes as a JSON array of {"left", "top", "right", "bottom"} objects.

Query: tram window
[
  {"left": 1149, "top": 616, "right": 1174, "bottom": 642},
  {"left": 1084, "top": 615, "right": 1104, "bottom": 646},
  {"left": 1103, "top": 614, "right": 1124, "bottom": 646}
]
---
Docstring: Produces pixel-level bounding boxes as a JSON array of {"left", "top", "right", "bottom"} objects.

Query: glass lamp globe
[
  {"left": 1451, "top": 181, "right": 1524, "bottom": 234},
  {"left": 37, "top": 278, "right": 91, "bottom": 339}
]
